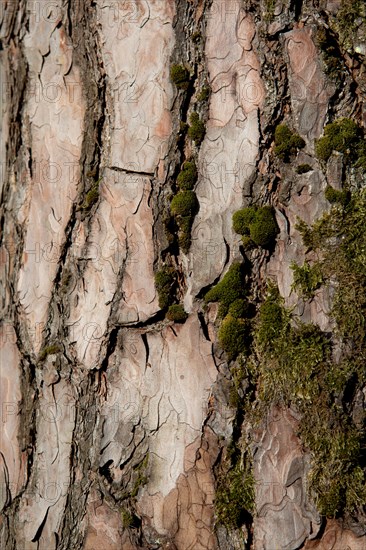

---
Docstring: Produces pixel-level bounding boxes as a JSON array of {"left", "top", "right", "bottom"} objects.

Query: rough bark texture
[{"left": 0, "top": 1, "right": 365, "bottom": 549}]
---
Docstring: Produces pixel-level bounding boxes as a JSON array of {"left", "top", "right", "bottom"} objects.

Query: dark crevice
[
  {"left": 141, "top": 333, "right": 149, "bottom": 365},
  {"left": 109, "top": 166, "right": 155, "bottom": 177},
  {"left": 31, "top": 508, "right": 49, "bottom": 542},
  {"left": 98, "top": 327, "right": 119, "bottom": 374},
  {"left": 99, "top": 460, "right": 114, "bottom": 484},
  {"left": 198, "top": 311, "right": 211, "bottom": 342},
  {"left": 290, "top": 0, "right": 303, "bottom": 21}
]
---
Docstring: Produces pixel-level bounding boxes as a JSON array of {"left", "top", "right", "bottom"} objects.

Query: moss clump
[
  {"left": 315, "top": 138, "right": 334, "bottom": 162},
  {"left": 205, "top": 263, "right": 252, "bottom": 360},
  {"left": 162, "top": 212, "right": 176, "bottom": 245},
  {"left": 166, "top": 304, "right": 188, "bottom": 323},
  {"left": 228, "top": 298, "right": 250, "bottom": 319},
  {"left": 250, "top": 207, "right": 279, "bottom": 248},
  {"left": 255, "top": 300, "right": 366, "bottom": 517},
  {"left": 316, "top": 28, "right": 343, "bottom": 78},
  {"left": 170, "top": 190, "right": 198, "bottom": 217},
  {"left": 177, "top": 217, "right": 194, "bottom": 253},
  {"left": 197, "top": 86, "right": 210, "bottom": 102},
  {"left": 218, "top": 315, "right": 251, "bottom": 360},
  {"left": 38, "top": 344, "right": 62, "bottom": 362},
  {"left": 232, "top": 206, "right": 257, "bottom": 235},
  {"left": 274, "top": 124, "right": 305, "bottom": 161},
  {"left": 177, "top": 160, "right": 197, "bottom": 191},
  {"left": 256, "top": 289, "right": 288, "bottom": 347},
  {"left": 300, "top": 412, "right": 366, "bottom": 517},
  {"left": 170, "top": 64, "right": 190, "bottom": 90},
  {"left": 170, "top": 190, "right": 199, "bottom": 253},
  {"left": 188, "top": 112, "right": 205, "bottom": 145},
  {"left": 233, "top": 206, "right": 278, "bottom": 249},
  {"left": 296, "top": 189, "right": 366, "bottom": 348},
  {"left": 215, "top": 450, "right": 255, "bottom": 528},
  {"left": 315, "top": 118, "right": 363, "bottom": 164},
  {"left": 154, "top": 267, "right": 176, "bottom": 309},
  {"left": 205, "top": 262, "right": 246, "bottom": 317},
  {"left": 291, "top": 261, "right": 324, "bottom": 299},
  {"left": 254, "top": 189, "right": 366, "bottom": 516},
  {"left": 296, "top": 163, "right": 312, "bottom": 174},
  {"left": 256, "top": 316, "right": 332, "bottom": 406},
  {"left": 324, "top": 185, "right": 350, "bottom": 206}
]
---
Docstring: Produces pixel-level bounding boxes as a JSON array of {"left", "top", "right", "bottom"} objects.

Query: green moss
[
  {"left": 166, "top": 304, "right": 188, "bottom": 323},
  {"left": 256, "top": 318, "right": 332, "bottom": 413},
  {"left": 170, "top": 190, "right": 199, "bottom": 253},
  {"left": 252, "top": 190, "right": 366, "bottom": 517},
  {"left": 131, "top": 454, "right": 149, "bottom": 498},
  {"left": 38, "top": 344, "right": 62, "bottom": 362},
  {"left": 315, "top": 138, "right": 334, "bottom": 162},
  {"left": 233, "top": 206, "right": 278, "bottom": 249},
  {"left": 316, "top": 28, "right": 343, "bottom": 78},
  {"left": 197, "top": 86, "right": 210, "bottom": 102},
  {"left": 291, "top": 260, "right": 324, "bottom": 299},
  {"left": 228, "top": 298, "right": 250, "bottom": 319},
  {"left": 256, "top": 289, "right": 288, "bottom": 347},
  {"left": 300, "top": 413, "right": 366, "bottom": 517},
  {"left": 121, "top": 507, "right": 141, "bottom": 529},
  {"left": 274, "top": 124, "right": 305, "bottom": 161},
  {"left": 205, "top": 262, "right": 246, "bottom": 315},
  {"left": 324, "top": 185, "right": 350, "bottom": 206},
  {"left": 177, "top": 160, "right": 198, "bottom": 190},
  {"left": 232, "top": 206, "right": 257, "bottom": 235},
  {"left": 335, "top": 0, "right": 365, "bottom": 52},
  {"left": 218, "top": 315, "right": 251, "bottom": 360},
  {"left": 264, "top": 0, "right": 276, "bottom": 22},
  {"left": 249, "top": 206, "right": 279, "bottom": 248},
  {"left": 295, "top": 217, "right": 317, "bottom": 250},
  {"left": 356, "top": 139, "right": 366, "bottom": 170},
  {"left": 298, "top": 189, "right": 366, "bottom": 349},
  {"left": 162, "top": 213, "right": 176, "bottom": 245},
  {"left": 170, "top": 64, "right": 190, "bottom": 90},
  {"left": 177, "top": 216, "right": 194, "bottom": 253},
  {"left": 296, "top": 163, "right": 312, "bottom": 174},
  {"left": 82, "top": 178, "right": 101, "bottom": 210},
  {"left": 188, "top": 112, "right": 205, "bottom": 145},
  {"left": 315, "top": 118, "right": 363, "bottom": 163},
  {"left": 170, "top": 190, "right": 198, "bottom": 217},
  {"left": 215, "top": 451, "right": 255, "bottom": 528},
  {"left": 241, "top": 235, "right": 255, "bottom": 251},
  {"left": 155, "top": 267, "right": 176, "bottom": 309},
  {"left": 121, "top": 508, "right": 135, "bottom": 529}
]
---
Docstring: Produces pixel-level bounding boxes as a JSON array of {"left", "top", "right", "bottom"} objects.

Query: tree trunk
[{"left": 1, "top": 1, "right": 365, "bottom": 549}]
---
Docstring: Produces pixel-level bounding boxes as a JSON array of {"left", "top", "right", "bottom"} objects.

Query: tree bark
[{"left": 1, "top": 1, "right": 365, "bottom": 549}]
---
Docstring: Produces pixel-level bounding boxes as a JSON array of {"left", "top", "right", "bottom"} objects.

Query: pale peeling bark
[{"left": 1, "top": 1, "right": 366, "bottom": 549}]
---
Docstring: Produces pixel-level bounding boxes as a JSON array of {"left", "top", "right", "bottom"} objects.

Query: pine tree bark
[{"left": 1, "top": 1, "right": 365, "bottom": 549}]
